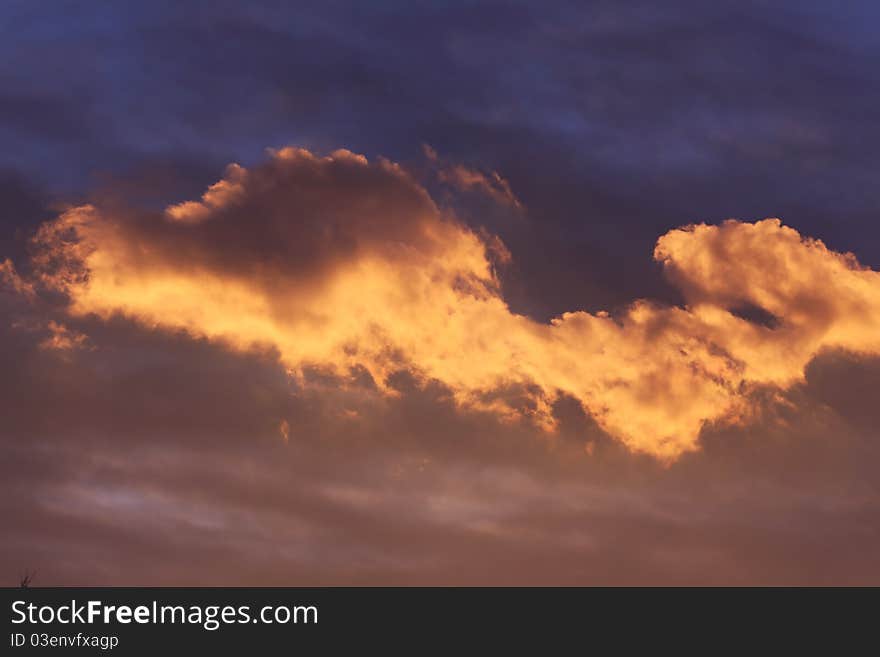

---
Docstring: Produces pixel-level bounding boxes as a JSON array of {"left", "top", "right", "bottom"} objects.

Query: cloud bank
[{"left": 18, "top": 147, "right": 880, "bottom": 460}]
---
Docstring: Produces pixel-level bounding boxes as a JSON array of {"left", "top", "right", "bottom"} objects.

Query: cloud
[
  {"left": 655, "top": 220, "right": 880, "bottom": 392},
  {"left": 3, "top": 220, "right": 880, "bottom": 585},
  {"left": 2, "top": 320, "right": 879, "bottom": 585},
  {"left": 425, "top": 144, "right": 523, "bottom": 210},
  {"left": 3, "top": 3, "right": 880, "bottom": 587},
  {"left": 0, "top": 258, "right": 34, "bottom": 298},
  {"left": 439, "top": 164, "right": 522, "bottom": 210},
  {"left": 39, "top": 320, "right": 89, "bottom": 352},
  {"left": 17, "top": 147, "right": 880, "bottom": 460}
]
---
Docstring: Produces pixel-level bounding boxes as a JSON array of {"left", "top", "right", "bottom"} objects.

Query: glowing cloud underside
[{"left": 28, "top": 147, "right": 880, "bottom": 460}]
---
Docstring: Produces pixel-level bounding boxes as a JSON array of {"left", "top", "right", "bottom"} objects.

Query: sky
[{"left": 2, "top": 0, "right": 880, "bottom": 585}]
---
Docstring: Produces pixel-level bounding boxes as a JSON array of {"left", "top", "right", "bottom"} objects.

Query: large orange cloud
[{"left": 23, "top": 147, "right": 880, "bottom": 460}]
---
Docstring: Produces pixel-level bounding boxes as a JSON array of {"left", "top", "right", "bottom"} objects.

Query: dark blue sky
[{"left": 3, "top": 0, "right": 879, "bottom": 316}]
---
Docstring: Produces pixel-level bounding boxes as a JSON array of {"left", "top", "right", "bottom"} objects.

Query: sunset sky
[{"left": 2, "top": 1, "right": 880, "bottom": 585}]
